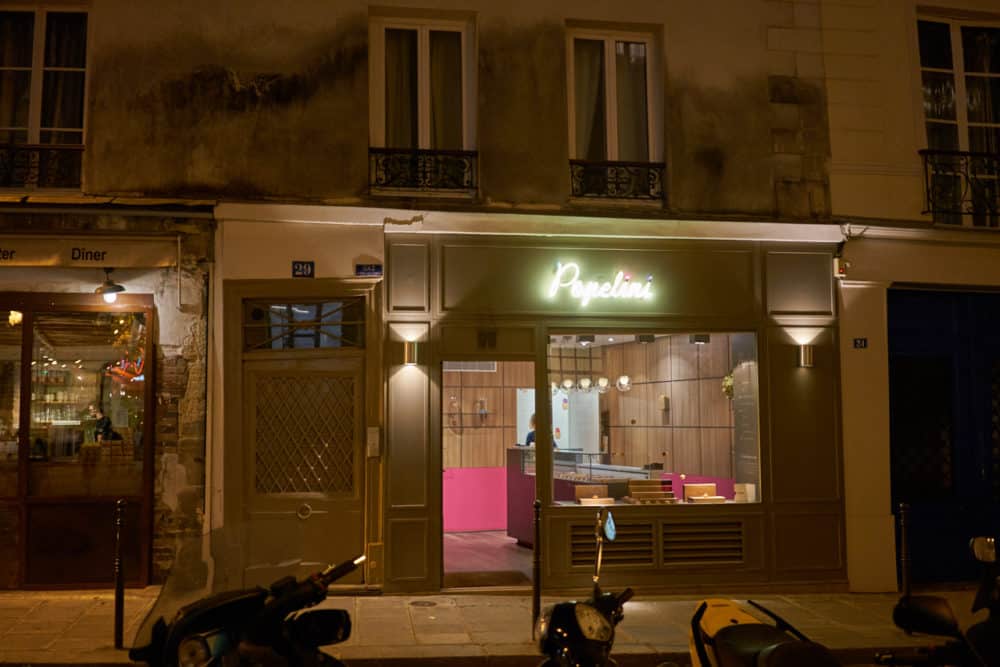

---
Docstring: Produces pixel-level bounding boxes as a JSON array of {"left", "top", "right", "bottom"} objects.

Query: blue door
[{"left": 888, "top": 289, "right": 1000, "bottom": 584}]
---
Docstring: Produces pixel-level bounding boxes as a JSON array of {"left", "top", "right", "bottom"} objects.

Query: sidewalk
[{"left": 0, "top": 587, "right": 980, "bottom": 666}]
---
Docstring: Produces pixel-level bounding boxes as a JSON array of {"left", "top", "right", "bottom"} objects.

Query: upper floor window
[
  {"left": 369, "top": 16, "right": 476, "bottom": 151},
  {"left": 0, "top": 9, "right": 87, "bottom": 146},
  {"left": 918, "top": 19, "right": 999, "bottom": 225},
  {"left": 567, "top": 30, "right": 658, "bottom": 163}
]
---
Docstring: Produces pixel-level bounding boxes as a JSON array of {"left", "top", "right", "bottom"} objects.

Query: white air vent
[{"left": 443, "top": 361, "right": 498, "bottom": 372}]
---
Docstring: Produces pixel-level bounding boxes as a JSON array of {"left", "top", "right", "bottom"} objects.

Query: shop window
[
  {"left": 545, "top": 332, "right": 760, "bottom": 506},
  {"left": 28, "top": 311, "right": 147, "bottom": 497},
  {"left": 242, "top": 299, "right": 365, "bottom": 352},
  {"left": 0, "top": 309, "right": 21, "bottom": 497},
  {"left": 917, "top": 19, "right": 1000, "bottom": 226}
]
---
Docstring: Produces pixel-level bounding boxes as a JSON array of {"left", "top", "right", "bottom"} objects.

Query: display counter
[{"left": 506, "top": 447, "right": 654, "bottom": 546}]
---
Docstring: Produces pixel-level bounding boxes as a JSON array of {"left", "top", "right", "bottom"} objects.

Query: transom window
[
  {"left": 242, "top": 299, "right": 365, "bottom": 352},
  {"left": 567, "top": 29, "right": 658, "bottom": 163},
  {"left": 369, "top": 17, "right": 476, "bottom": 151},
  {"left": 0, "top": 9, "right": 87, "bottom": 145}
]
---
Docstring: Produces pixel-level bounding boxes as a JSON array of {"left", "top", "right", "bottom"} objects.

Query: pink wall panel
[{"left": 443, "top": 467, "right": 507, "bottom": 532}]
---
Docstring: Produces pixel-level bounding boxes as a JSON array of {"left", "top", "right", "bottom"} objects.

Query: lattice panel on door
[{"left": 254, "top": 374, "right": 356, "bottom": 494}]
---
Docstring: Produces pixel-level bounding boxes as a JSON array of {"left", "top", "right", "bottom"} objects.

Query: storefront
[
  {"left": 0, "top": 224, "right": 210, "bottom": 589},
  {"left": 385, "top": 231, "right": 847, "bottom": 592}
]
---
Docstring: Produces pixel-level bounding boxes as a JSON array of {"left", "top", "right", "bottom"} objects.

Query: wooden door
[{"left": 242, "top": 353, "right": 365, "bottom": 586}]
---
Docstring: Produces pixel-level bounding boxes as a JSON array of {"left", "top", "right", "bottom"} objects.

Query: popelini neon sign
[{"left": 547, "top": 262, "right": 654, "bottom": 306}]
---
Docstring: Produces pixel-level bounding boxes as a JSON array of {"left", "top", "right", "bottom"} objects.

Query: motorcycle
[
  {"left": 129, "top": 554, "right": 366, "bottom": 667},
  {"left": 535, "top": 508, "right": 634, "bottom": 667},
  {"left": 688, "top": 597, "right": 840, "bottom": 666},
  {"left": 874, "top": 536, "right": 999, "bottom": 667}
]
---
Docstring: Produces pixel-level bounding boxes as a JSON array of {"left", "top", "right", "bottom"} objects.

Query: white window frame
[
  {"left": 369, "top": 16, "right": 476, "bottom": 151},
  {"left": 917, "top": 16, "right": 1000, "bottom": 153},
  {"left": 566, "top": 28, "right": 661, "bottom": 163},
  {"left": 0, "top": 5, "right": 89, "bottom": 147}
]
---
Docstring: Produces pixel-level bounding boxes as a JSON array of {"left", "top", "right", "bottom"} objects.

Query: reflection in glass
[
  {"left": 926, "top": 121, "right": 959, "bottom": 151},
  {"left": 0, "top": 312, "right": 20, "bottom": 497},
  {"left": 28, "top": 311, "right": 146, "bottom": 497},
  {"left": 43, "top": 13, "right": 87, "bottom": 69},
  {"left": 0, "top": 71, "right": 31, "bottom": 137},
  {"left": 962, "top": 26, "right": 1000, "bottom": 74},
  {"left": 922, "top": 71, "right": 957, "bottom": 120},
  {"left": 966, "top": 77, "right": 1000, "bottom": 125},
  {"left": 243, "top": 299, "right": 365, "bottom": 351},
  {"left": 969, "top": 126, "right": 1000, "bottom": 155},
  {"left": 919, "top": 21, "right": 953, "bottom": 70}
]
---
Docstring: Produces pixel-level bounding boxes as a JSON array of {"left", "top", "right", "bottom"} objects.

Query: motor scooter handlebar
[
  {"left": 617, "top": 588, "right": 634, "bottom": 606},
  {"left": 319, "top": 554, "right": 366, "bottom": 586}
]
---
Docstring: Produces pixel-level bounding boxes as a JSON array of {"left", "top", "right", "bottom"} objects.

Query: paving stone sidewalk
[{"left": 0, "top": 587, "right": 981, "bottom": 666}]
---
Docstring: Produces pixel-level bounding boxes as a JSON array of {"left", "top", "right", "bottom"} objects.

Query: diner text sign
[{"left": 0, "top": 236, "right": 176, "bottom": 267}]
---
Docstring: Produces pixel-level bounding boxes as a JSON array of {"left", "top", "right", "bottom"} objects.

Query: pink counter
[{"left": 443, "top": 467, "right": 507, "bottom": 532}]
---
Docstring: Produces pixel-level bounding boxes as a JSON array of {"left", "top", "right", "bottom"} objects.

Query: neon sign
[{"left": 547, "top": 262, "right": 654, "bottom": 307}]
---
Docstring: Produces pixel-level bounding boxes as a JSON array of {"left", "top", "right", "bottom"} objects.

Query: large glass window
[
  {"left": 0, "top": 309, "right": 21, "bottom": 497},
  {"left": 28, "top": 311, "right": 146, "bottom": 497},
  {"left": 546, "top": 332, "right": 760, "bottom": 506}
]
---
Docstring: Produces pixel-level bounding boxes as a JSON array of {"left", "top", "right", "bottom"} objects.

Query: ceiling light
[
  {"left": 95, "top": 268, "right": 126, "bottom": 304},
  {"left": 637, "top": 334, "right": 655, "bottom": 344},
  {"left": 689, "top": 334, "right": 710, "bottom": 345}
]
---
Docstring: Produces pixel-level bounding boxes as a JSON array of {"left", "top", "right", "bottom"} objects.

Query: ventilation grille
[
  {"left": 570, "top": 522, "right": 654, "bottom": 566},
  {"left": 443, "top": 361, "right": 498, "bottom": 372},
  {"left": 663, "top": 521, "right": 744, "bottom": 564}
]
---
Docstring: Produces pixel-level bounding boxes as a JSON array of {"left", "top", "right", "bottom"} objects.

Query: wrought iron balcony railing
[
  {"left": 920, "top": 149, "right": 1000, "bottom": 228},
  {"left": 0, "top": 143, "right": 83, "bottom": 189},
  {"left": 570, "top": 160, "right": 666, "bottom": 201},
  {"left": 369, "top": 147, "right": 477, "bottom": 193}
]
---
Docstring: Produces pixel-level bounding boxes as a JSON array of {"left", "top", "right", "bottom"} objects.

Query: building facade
[{"left": 9, "top": 0, "right": 992, "bottom": 595}]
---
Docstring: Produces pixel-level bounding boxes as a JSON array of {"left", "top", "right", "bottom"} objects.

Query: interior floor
[{"left": 443, "top": 530, "right": 533, "bottom": 588}]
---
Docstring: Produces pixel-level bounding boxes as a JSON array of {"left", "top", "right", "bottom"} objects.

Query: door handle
[{"left": 296, "top": 503, "right": 313, "bottom": 520}]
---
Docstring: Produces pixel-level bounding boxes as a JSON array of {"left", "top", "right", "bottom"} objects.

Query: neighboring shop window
[
  {"left": 0, "top": 309, "right": 22, "bottom": 497},
  {"left": 242, "top": 299, "right": 365, "bottom": 351},
  {"left": 545, "top": 333, "right": 760, "bottom": 505},
  {"left": 0, "top": 10, "right": 88, "bottom": 145},
  {"left": 27, "top": 311, "right": 147, "bottom": 497}
]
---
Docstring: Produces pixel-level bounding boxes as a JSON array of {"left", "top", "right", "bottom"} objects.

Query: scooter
[
  {"left": 130, "top": 554, "right": 366, "bottom": 667},
  {"left": 874, "top": 536, "right": 999, "bottom": 666},
  {"left": 535, "top": 508, "right": 634, "bottom": 667},
  {"left": 688, "top": 598, "right": 840, "bottom": 666}
]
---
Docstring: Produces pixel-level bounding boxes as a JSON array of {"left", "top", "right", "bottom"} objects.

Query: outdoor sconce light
[
  {"left": 689, "top": 334, "right": 710, "bottom": 345},
  {"left": 403, "top": 340, "right": 419, "bottom": 366},
  {"left": 95, "top": 268, "right": 126, "bottom": 304},
  {"left": 798, "top": 344, "right": 815, "bottom": 368}
]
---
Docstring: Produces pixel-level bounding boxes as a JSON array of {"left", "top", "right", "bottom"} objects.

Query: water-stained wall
[{"left": 84, "top": 0, "right": 830, "bottom": 219}]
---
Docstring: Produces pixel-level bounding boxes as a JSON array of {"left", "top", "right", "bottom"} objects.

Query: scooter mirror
[
  {"left": 892, "top": 595, "right": 961, "bottom": 638},
  {"left": 970, "top": 537, "right": 996, "bottom": 563},
  {"left": 602, "top": 511, "right": 616, "bottom": 542}
]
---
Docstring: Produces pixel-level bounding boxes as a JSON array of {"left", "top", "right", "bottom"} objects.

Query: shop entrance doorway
[
  {"left": 441, "top": 360, "right": 534, "bottom": 588},
  {"left": 888, "top": 289, "right": 1000, "bottom": 584}
]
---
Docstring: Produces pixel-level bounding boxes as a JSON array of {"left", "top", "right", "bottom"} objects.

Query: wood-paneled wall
[
  {"left": 600, "top": 335, "right": 735, "bottom": 478},
  {"left": 442, "top": 361, "right": 533, "bottom": 468}
]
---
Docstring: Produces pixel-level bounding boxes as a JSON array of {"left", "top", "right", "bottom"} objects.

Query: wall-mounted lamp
[
  {"left": 689, "top": 334, "right": 710, "bottom": 345},
  {"left": 403, "top": 340, "right": 419, "bottom": 366},
  {"left": 95, "top": 268, "right": 126, "bottom": 304},
  {"left": 798, "top": 344, "right": 815, "bottom": 368}
]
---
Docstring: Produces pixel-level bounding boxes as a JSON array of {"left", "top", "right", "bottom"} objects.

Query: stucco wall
[
  {"left": 0, "top": 212, "right": 212, "bottom": 590},
  {"left": 84, "top": 0, "right": 829, "bottom": 219}
]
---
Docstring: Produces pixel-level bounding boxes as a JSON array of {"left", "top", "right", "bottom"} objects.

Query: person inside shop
[
  {"left": 92, "top": 405, "right": 121, "bottom": 442},
  {"left": 524, "top": 413, "right": 536, "bottom": 446}
]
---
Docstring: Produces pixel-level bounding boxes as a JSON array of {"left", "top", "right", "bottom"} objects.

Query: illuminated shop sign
[{"left": 547, "top": 261, "right": 654, "bottom": 307}]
